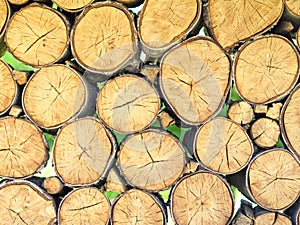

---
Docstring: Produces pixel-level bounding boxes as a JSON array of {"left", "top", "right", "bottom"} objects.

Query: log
[
  {"left": 247, "top": 149, "right": 300, "bottom": 211},
  {"left": 111, "top": 189, "right": 166, "bottom": 225},
  {"left": 231, "top": 200, "right": 254, "bottom": 225},
  {"left": 53, "top": 117, "right": 116, "bottom": 186},
  {"left": 8, "top": 105, "right": 22, "bottom": 117},
  {"left": 281, "top": 84, "right": 300, "bottom": 159},
  {"left": 5, "top": 3, "right": 69, "bottom": 67},
  {"left": 97, "top": 74, "right": 160, "bottom": 133},
  {"left": 266, "top": 103, "right": 282, "bottom": 120},
  {"left": 12, "top": 70, "right": 28, "bottom": 85},
  {"left": 116, "top": 0, "right": 144, "bottom": 8},
  {"left": 138, "top": 0, "right": 201, "bottom": 57},
  {"left": 285, "top": 0, "right": 300, "bottom": 17},
  {"left": 194, "top": 117, "right": 254, "bottom": 174},
  {"left": 118, "top": 129, "right": 186, "bottom": 191},
  {"left": 250, "top": 118, "right": 280, "bottom": 148},
  {"left": 105, "top": 167, "right": 126, "bottom": 193},
  {"left": 71, "top": 2, "right": 138, "bottom": 75},
  {"left": 0, "top": 180, "right": 56, "bottom": 224},
  {"left": 22, "top": 64, "right": 87, "bottom": 129},
  {"left": 159, "top": 37, "right": 231, "bottom": 125},
  {"left": 58, "top": 187, "right": 110, "bottom": 225},
  {"left": 228, "top": 101, "right": 254, "bottom": 125},
  {"left": 52, "top": 0, "right": 94, "bottom": 12},
  {"left": 208, "top": 0, "right": 283, "bottom": 49},
  {"left": 141, "top": 64, "right": 159, "bottom": 84},
  {"left": 0, "top": 0, "right": 9, "bottom": 37},
  {"left": 234, "top": 35, "right": 299, "bottom": 104},
  {"left": 158, "top": 111, "right": 175, "bottom": 129},
  {"left": 43, "top": 176, "right": 64, "bottom": 195},
  {"left": 7, "top": 0, "right": 29, "bottom": 5},
  {"left": 0, "top": 116, "right": 47, "bottom": 178},
  {"left": 171, "top": 171, "right": 234, "bottom": 225},
  {"left": 254, "top": 212, "right": 292, "bottom": 225},
  {"left": 0, "top": 59, "right": 18, "bottom": 116},
  {"left": 254, "top": 104, "right": 268, "bottom": 114}
]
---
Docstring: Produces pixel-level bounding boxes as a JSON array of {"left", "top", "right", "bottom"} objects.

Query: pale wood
[
  {"left": 0, "top": 0, "right": 9, "bottom": 37},
  {"left": 247, "top": 149, "right": 300, "bottom": 210},
  {"left": 58, "top": 187, "right": 110, "bottom": 225},
  {"left": 5, "top": 3, "right": 69, "bottom": 67},
  {"left": 12, "top": 70, "right": 28, "bottom": 85},
  {"left": 281, "top": 84, "right": 300, "bottom": 159},
  {"left": 9, "top": 105, "right": 22, "bottom": 117},
  {"left": 184, "top": 160, "right": 199, "bottom": 174},
  {"left": 97, "top": 75, "right": 160, "bottom": 133},
  {"left": 0, "top": 180, "right": 56, "bottom": 225},
  {"left": 141, "top": 65, "right": 159, "bottom": 83},
  {"left": 43, "top": 176, "right": 64, "bottom": 195},
  {"left": 105, "top": 167, "right": 126, "bottom": 193},
  {"left": 23, "top": 64, "right": 86, "bottom": 129},
  {"left": 160, "top": 37, "right": 231, "bottom": 124},
  {"left": 232, "top": 201, "right": 254, "bottom": 225},
  {"left": 234, "top": 35, "right": 299, "bottom": 104},
  {"left": 7, "top": 0, "right": 28, "bottom": 5},
  {"left": 266, "top": 103, "right": 282, "bottom": 120},
  {"left": 254, "top": 104, "right": 268, "bottom": 114},
  {"left": 228, "top": 101, "right": 254, "bottom": 125},
  {"left": 158, "top": 111, "right": 175, "bottom": 129},
  {"left": 53, "top": 0, "right": 93, "bottom": 12},
  {"left": 171, "top": 171, "right": 234, "bottom": 225},
  {"left": 0, "top": 59, "right": 17, "bottom": 115},
  {"left": 71, "top": 2, "right": 138, "bottom": 74},
  {"left": 138, "top": 0, "right": 201, "bottom": 57},
  {"left": 116, "top": 0, "right": 143, "bottom": 7},
  {"left": 250, "top": 118, "right": 280, "bottom": 148},
  {"left": 112, "top": 189, "right": 165, "bottom": 225},
  {"left": 118, "top": 129, "right": 186, "bottom": 191},
  {"left": 255, "top": 212, "right": 292, "bottom": 225},
  {"left": 195, "top": 117, "right": 254, "bottom": 174},
  {"left": 0, "top": 116, "right": 47, "bottom": 178},
  {"left": 285, "top": 0, "right": 300, "bottom": 16},
  {"left": 54, "top": 117, "right": 116, "bottom": 186},
  {"left": 208, "top": 0, "right": 283, "bottom": 49}
]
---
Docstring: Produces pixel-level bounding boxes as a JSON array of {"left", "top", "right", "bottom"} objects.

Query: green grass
[{"left": 1, "top": 51, "right": 36, "bottom": 71}]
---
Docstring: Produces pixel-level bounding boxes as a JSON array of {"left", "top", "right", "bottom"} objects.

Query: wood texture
[
  {"left": 118, "top": 129, "right": 186, "bottom": 191},
  {"left": 0, "top": 116, "right": 47, "bottom": 178},
  {"left": 234, "top": 35, "right": 299, "bottom": 104},
  {"left": 111, "top": 189, "right": 165, "bottom": 225},
  {"left": 195, "top": 117, "right": 254, "bottom": 174},
  {"left": 7, "top": 0, "right": 29, "bottom": 5},
  {"left": 285, "top": 0, "right": 300, "bottom": 16},
  {"left": 54, "top": 117, "right": 116, "bottom": 186},
  {"left": 247, "top": 149, "right": 300, "bottom": 210},
  {"left": 171, "top": 171, "right": 234, "bottom": 225},
  {"left": 5, "top": 3, "right": 69, "bottom": 66},
  {"left": 105, "top": 167, "right": 126, "bottom": 193},
  {"left": 97, "top": 75, "right": 160, "bottom": 133},
  {"left": 228, "top": 101, "right": 254, "bottom": 125},
  {"left": 0, "top": 0, "right": 9, "bottom": 37},
  {"left": 43, "top": 176, "right": 64, "bottom": 195},
  {"left": 52, "top": 0, "right": 93, "bottom": 12},
  {"left": 22, "top": 64, "right": 86, "bottom": 129},
  {"left": 208, "top": 0, "right": 283, "bottom": 49},
  {"left": 58, "top": 187, "right": 110, "bottom": 225},
  {"left": 160, "top": 37, "right": 231, "bottom": 124},
  {"left": 254, "top": 212, "right": 292, "bottom": 225}
]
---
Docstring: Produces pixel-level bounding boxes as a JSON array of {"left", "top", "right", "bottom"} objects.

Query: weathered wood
[
  {"left": 195, "top": 117, "right": 254, "bottom": 174},
  {"left": 171, "top": 171, "right": 234, "bottom": 225},
  {"left": 0, "top": 180, "right": 56, "bottom": 224},
  {"left": 97, "top": 74, "right": 160, "bottom": 133},
  {"left": 266, "top": 103, "right": 282, "bottom": 120},
  {"left": 234, "top": 35, "right": 299, "bottom": 104},
  {"left": 22, "top": 64, "right": 87, "bottom": 129},
  {"left": 12, "top": 70, "right": 28, "bottom": 85},
  {"left": 118, "top": 129, "right": 186, "bottom": 191},
  {"left": 71, "top": 2, "right": 138, "bottom": 75},
  {"left": 141, "top": 64, "right": 159, "bottom": 84},
  {"left": 53, "top": 117, "right": 116, "bottom": 186},
  {"left": 0, "top": 116, "right": 47, "bottom": 178},
  {"left": 250, "top": 118, "right": 280, "bottom": 148},
  {"left": 208, "top": 0, "right": 283, "bottom": 49},
  {"left": 8, "top": 105, "right": 22, "bottom": 117},
  {"left": 232, "top": 200, "right": 254, "bottom": 225},
  {"left": 228, "top": 101, "right": 254, "bottom": 125},
  {"left": 160, "top": 37, "right": 231, "bottom": 125},
  {"left": 254, "top": 104, "right": 268, "bottom": 114},
  {"left": 58, "top": 187, "right": 110, "bottom": 225},
  {"left": 43, "top": 176, "right": 64, "bottom": 195},
  {"left": 105, "top": 167, "right": 126, "bottom": 193},
  {"left": 247, "top": 149, "right": 300, "bottom": 211},
  {"left": 52, "top": 0, "right": 93, "bottom": 12},
  {"left": 0, "top": 0, "right": 9, "bottom": 37},
  {"left": 158, "top": 111, "right": 175, "bottom": 129},
  {"left": 254, "top": 212, "right": 292, "bottom": 225},
  {"left": 138, "top": 0, "right": 201, "bottom": 57},
  {"left": 111, "top": 189, "right": 166, "bottom": 225},
  {"left": 5, "top": 3, "right": 69, "bottom": 67}
]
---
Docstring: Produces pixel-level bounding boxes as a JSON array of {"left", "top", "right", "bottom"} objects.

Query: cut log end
[
  {"left": 5, "top": 4, "right": 69, "bottom": 67},
  {"left": 266, "top": 103, "right": 282, "bottom": 120},
  {"left": 228, "top": 101, "right": 254, "bottom": 125},
  {"left": 12, "top": 70, "right": 28, "bottom": 85},
  {"left": 9, "top": 105, "right": 23, "bottom": 117},
  {"left": 53, "top": 0, "right": 93, "bottom": 12},
  {"left": 118, "top": 129, "right": 186, "bottom": 191},
  {"left": 248, "top": 149, "right": 300, "bottom": 211},
  {"left": 285, "top": 0, "right": 300, "bottom": 16},
  {"left": 23, "top": 64, "right": 86, "bottom": 129},
  {"left": 43, "top": 176, "right": 64, "bottom": 195},
  {"left": 0, "top": 0, "right": 9, "bottom": 37},
  {"left": 7, "top": 0, "right": 29, "bottom": 5},
  {"left": 254, "top": 212, "right": 292, "bottom": 225},
  {"left": 0, "top": 117, "right": 47, "bottom": 178},
  {"left": 105, "top": 167, "right": 126, "bottom": 193}
]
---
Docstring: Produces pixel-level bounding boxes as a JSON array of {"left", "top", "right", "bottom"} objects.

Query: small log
[
  {"left": 12, "top": 70, "right": 28, "bottom": 85},
  {"left": 118, "top": 129, "right": 186, "bottom": 191},
  {"left": 232, "top": 200, "right": 254, "bottom": 225},
  {"left": 8, "top": 105, "right": 22, "bottom": 117},
  {"left": 254, "top": 212, "right": 292, "bottom": 225},
  {"left": 52, "top": 0, "right": 93, "bottom": 12},
  {"left": 266, "top": 103, "right": 282, "bottom": 120},
  {"left": 194, "top": 117, "right": 254, "bottom": 174},
  {"left": 97, "top": 74, "right": 160, "bottom": 133},
  {"left": 105, "top": 167, "right": 126, "bottom": 193},
  {"left": 71, "top": 2, "right": 138, "bottom": 75},
  {"left": 111, "top": 189, "right": 166, "bottom": 225},
  {"left": 0, "top": 0, "right": 9, "bottom": 37},
  {"left": 116, "top": 0, "right": 144, "bottom": 7},
  {"left": 53, "top": 117, "right": 116, "bottom": 186},
  {"left": 250, "top": 118, "right": 280, "bottom": 148},
  {"left": 228, "top": 101, "right": 254, "bottom": 125},
  {"left": 171, "top": 171, "right": 234, "bottom": 225},
  {"left": 247, "top": 149, "right": 300, "bottom": 211},
  {"left": 0, "top": 116, "right": 47, "bottom": 178},
  {"left": 208, "top": 0, "right": 283, "bottom": 49},
  {"left": 281, "top": 84, "right": 300, "bottom": 159},
  {"left": 58, "top": 187, "right": 110, "bottom": 225},
  {"left": 43, "top": 176, "right": 64, "bottom": 195},
  {"left": 141, "top": 64, "right": 159, "bottom": 84},
  {"left": 0, "top": 180, "right": 56, "bottom": 224},
  {"left": 0, "top": 59, "right": 17, "bottom": 116},
  {"left": 138, "top": 0, "right": 201, "bottom": 57},
  {"left": 234, "top": 35, "right": 299, "bottom": 104},
  {"left": 254, "top": 104, "right": 268, "bottom": 114},
  {"left": 22, "top": 64, "right": 87, "bottom": 129},
  {"left": 5, "top": 3, "right": 69, "bottom": 67},
  {"left": 158, "top": 111, "right": 175, "bottom": 129},
  {"left": 160, "top": 37, "right": 231, "bottom": 125}
]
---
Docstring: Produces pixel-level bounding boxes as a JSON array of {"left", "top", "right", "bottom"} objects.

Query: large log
[
  {"left": 254, "top": 212, "right": 292, "bottom": 225},
  {"left": 52, "top": 0, "right": 94, "bottom": 12},
  {"left": 0, "top": 0, "right": 9, "bottom": 37}
]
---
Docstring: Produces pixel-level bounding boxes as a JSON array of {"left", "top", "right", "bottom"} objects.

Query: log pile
[{"left": 0, "top": 0, "right": 299, "bottom": 224}]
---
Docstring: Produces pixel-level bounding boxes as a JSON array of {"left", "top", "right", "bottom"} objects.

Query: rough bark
[
  {"left": 228, "top": 101, "right": 254, "bottom": 125},
  {"left": 52, "top": 0, "right": 94, "bottom": 12},
  {"left": 43, "top": 176, "right": 64, "bottom": 195}
]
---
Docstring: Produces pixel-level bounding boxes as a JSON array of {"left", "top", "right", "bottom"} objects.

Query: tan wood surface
[
  {"left": 228, "top": 101, "right": 254, "bottom": 125},
  {"left": 43, "top": 176, "right": 64, "bottom": 195},
  {"left": 254, "top": 212, "right": 292, "bottom": 225},
  {"left": 7, "top": 0, "right": 28, "bottom": 4},
  {"left": 0, "top": 0, "right": 9, "bottom": 36},
  {"left": 285, "top": 0, "right": 300, "bottom": 16},
  {"left": 105, "top": 168, "right": 126, "bottom": 193},
  {"left": 53, "top": 0, "right": 93, "bottom": 11}
]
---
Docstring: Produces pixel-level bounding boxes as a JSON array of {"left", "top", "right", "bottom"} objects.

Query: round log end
[
  {"left": 7, "top": 0, "right": 29, "bottom": 5},
  {"left": 285, "top": 0, "right": 300, "bottom": 16},
  {"left": 52, "top": 0, "right": 93, "bottom": 12},
  {"left": 0, "top": 0, "right": 9, "bottom": 37},
  {"left": 43, "top": 176, "right": 64, "bottom": 195},
  {"left": 254, "top": 212, "right": 292, "bottom": 225},
  {"left": 228, "top": 101, "right": 254, "bottom": 125}
]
